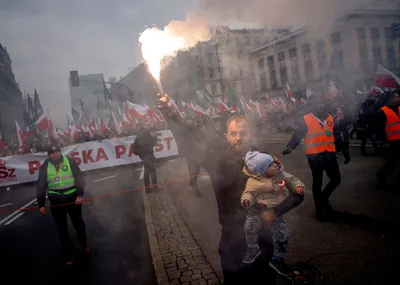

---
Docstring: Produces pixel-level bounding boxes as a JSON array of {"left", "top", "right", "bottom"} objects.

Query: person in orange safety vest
[
  {"left": 375, "top": 91, "right": 400, "bottom": 187},
  {"left": 282, "top": 94, "right": 350, "bottom": 219}
]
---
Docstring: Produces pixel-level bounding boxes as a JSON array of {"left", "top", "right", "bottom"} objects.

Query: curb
[{"left": 143, "top": 188, "right": 168, "bottom": 285}]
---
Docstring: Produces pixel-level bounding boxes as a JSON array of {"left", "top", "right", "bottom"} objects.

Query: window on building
[
  {"left": 210, "top": 83, "right": 217, "bottom": 94},
  {"left": 372, "top": 46, "right": 382, "bottom": 67},
  {"left": 370, "top": 27, "right": 380, "bottom": 40},
  {"left": 207, "top": 53, "right": 213, "bottom": 65},
  {"left": 209, "top": 68, "right": 215, "bottom": 79},
  {"left": 289, "top": 47, "right": 299, "bottom": 81},
  {"left": 267, "top": 55, "right": 277, "bottom": 88},
  {"left": 267, "top": 55, "right": 275, "bottom": 70},
  {"left": 331, "top": 32, "right": 342, "bottom": 44},
  {"left": 316, "top": 39, "right": 327, "bottom": 76},
  {"left": 385, "top": 27, "right": 396, "bottom": 70},
  {"left": 278, "top": 51, "right": 287, "bottom": 85},
  {"left": 302, "top": 43, "right": 313, "bottom": 80},
  {"left": 260, "top": 73, "right": 267, "bottom": 91},
  {"left": 356, "top": 27, "right": 366, "bottom": 39}
]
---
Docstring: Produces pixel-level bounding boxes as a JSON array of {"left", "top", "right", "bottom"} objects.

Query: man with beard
[
  {"left": 36, "top": 144, "right": 90, "bottom": 265},
  {"left": 283, "top": 94, "right": 350, "bottom": 219},
  {"left": 158, "top": 94, "right": 304, "bottom": 284}
]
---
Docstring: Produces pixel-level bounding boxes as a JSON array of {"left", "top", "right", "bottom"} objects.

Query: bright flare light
[{"left": 139, "top": 27, "right": 186, "bottom": 80}]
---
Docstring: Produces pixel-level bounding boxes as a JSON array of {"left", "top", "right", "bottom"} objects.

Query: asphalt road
[{"left": 0, "top": 163, "right": 156, "bottom": 285}]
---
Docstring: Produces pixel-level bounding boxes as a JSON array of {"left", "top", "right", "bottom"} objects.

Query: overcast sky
[{"left": 0, "top": 0, "right": 196, "bottom": 126}]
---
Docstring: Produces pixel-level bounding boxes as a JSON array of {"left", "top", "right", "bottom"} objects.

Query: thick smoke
[{"left": 197, "top": 0, "right": 370, "bottom": 30}]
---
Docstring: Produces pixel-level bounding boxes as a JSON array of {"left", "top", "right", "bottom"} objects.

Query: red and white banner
[{"left": 0, "top": 130, "right": 178, "bottom": 187}]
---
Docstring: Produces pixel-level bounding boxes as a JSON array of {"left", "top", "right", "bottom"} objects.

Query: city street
[
  {"left": 166, "top": 141, "right": 400, "bottom": 285},
  {"left": 0, "top": 164, "right": 156, "bottom": 285}
]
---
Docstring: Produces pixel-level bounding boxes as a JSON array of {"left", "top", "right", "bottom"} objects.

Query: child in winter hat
[{"left": 241, "top": 151, "right": 306, "bottom": 275}]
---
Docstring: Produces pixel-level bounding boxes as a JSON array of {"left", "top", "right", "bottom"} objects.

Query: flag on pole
[
  {"left": 15, "top": 120, "right": 25, "bottom": 148},
  {"left": 375, "top": 64, "right": 400, "bottom": 89},
  {"left": 286, "top": 84, "right": 296, "bottom": 103},
  {"left": 111, "top": 111, "right": 122, "bottom": 135},
  {"left": 327, "top": 81, "right": 339, "bottom": 98}
]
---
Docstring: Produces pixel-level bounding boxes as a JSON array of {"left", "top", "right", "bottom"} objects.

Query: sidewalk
[{"left": 143, "top": 162, "right": 220, "bottom": 285}]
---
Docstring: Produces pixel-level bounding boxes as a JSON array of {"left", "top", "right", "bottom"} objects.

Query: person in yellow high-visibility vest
[
  {"left": 375, "top": 91, "right": 400, "bottom": 186},
  {"left": 36, "top": 144, "right": 90, "bottom": 265},
  {"left": 282, "top": 94, "right": 350, "bottom": 219}
]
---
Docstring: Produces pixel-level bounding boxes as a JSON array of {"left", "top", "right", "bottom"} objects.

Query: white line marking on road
[
  {"left": 4, "top": 212, "right": 25, "bottom": 225},
  {"left": 0, "top": 203, "right": 12, "bottom": 208},
  {"left": 139, "top": 166, "right": 144, "bottom": 179},
  {"left": 92, "top": 175, "right": 116, "bottom": 183},
  {"left": 0, "top": 197, "right": 37, "bottom": 225}
]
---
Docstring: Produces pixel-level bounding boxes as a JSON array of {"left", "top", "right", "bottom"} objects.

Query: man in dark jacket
[
  {"left": 158, "top": 94, "right": 304, "bottom": 284},
  {"left": 134, "top": 124, "right": 158, "bottom": 189},
  {"left": 36, "top": 144, "right": 89, "bottom": 265},
  {"left": 282, "top": 94, "right": 350, "bottom": 218}
]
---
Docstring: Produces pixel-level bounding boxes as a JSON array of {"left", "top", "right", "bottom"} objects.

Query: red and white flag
[
  {"left": 327, "top": 81, "right": 339, "bottom": 99},
  {"left": 125, "top": 102, "right": 149, "bottom": 119},
  {"left": 286, "top": 84, "right": 296, "bottom": 103},
  {"left": 0, "top": 132, "right": 4, "bottom": 149},
  {"left": 375, "top": 64, "right": 400, "bottom": 89},
  {"left": 214, "top": 97, "right": 230, "bottom": 113},
  {"left": 15, "top": 120, "right": 25, "bottom": 147},
  {"left": 35, "top": 114, "right": 53, "bottom": 130}
]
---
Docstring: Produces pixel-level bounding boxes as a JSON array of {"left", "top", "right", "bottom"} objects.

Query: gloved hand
[{"left": 282, "top": 148, "right": 293, "bottom": 155}]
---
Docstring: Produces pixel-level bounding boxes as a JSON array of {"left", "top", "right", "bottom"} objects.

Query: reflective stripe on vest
[
  {"left": 381, "top": 106, "right": 400, "bottom": 141},
  {"left": 47, "top": 156, "right": 77, "bottom": 195},
  {"left": 303, "top": 113, "right": 336, "bottom": 155}
]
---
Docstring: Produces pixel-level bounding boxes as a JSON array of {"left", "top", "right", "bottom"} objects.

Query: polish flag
[
  {"left": 375, "top": 64, "right": 400, "bottom": 89},
  {"left": 15, "top": 120, "right": 25, "bottom": 147},
  {"left": 125, "top": 102, "right": 149, "bottom": 119},
  {"left": 89, "top": 118, "right": 96, "bottom": 132},
  {"left": 170, "top": 98, "right": 183, "bottom": 119},
  {"left": 327, "top": 81, "right": 339, "bottom": 99},
  {"left": 35, "top": 114, "right": 53, "bottom": 130},
  {"left": 191, "top": 104, "right": 208, "bottom": 117},
  {"left": 0, "top": 132, "right": 4, "bottom": 149},
  {"left": 69, "top": 124, "right": 79, "bottom": 140},
  {"left": 111, "top": 111, "right": 122, "bottom": 135},
  {"left": 215, "top": 97, "right": 230, "bottom": 113},
  {"left": 286, "top": 84, "right": 296, "bottom": 103}
]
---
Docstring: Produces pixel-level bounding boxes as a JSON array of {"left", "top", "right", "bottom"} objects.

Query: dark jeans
[
  {"left": 307, "top": 152, "right": 341, "bottom": 209},
  {"left": 377, "top": 145, "right": 400, "bottom": 181},
  {"left": 142, "top": 155, "right": 157, "bottom": 187},
  {"left": 219, "top": 223, "right": 276, "bottom": 285},
  {"left": 51, "top": 204, "right": 87, "bottom": 258},
  {"left": 360, "top": 131, "right": 379, "bottom": 154}
]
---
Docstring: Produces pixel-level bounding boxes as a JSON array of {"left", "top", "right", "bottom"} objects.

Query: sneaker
[
  {"left": 269, "top": 258, "right": 289, "bottom": 276},
  {"left": 242, "top": 247, "right": 261, "bottom": 264}
]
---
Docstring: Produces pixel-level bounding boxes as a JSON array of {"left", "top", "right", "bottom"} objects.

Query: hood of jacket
[{"left": 242, "top": 155, "right": 284, "bottom": 182}]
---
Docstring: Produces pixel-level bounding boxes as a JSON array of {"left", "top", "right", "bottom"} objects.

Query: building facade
[
  {"left": 0, "top": 43, "right": 23, "bottom": 141},
  {"left": 251, "top": 9, "right": 400, "bottom": 99}
]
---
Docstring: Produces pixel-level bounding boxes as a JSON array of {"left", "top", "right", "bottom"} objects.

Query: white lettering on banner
[{"left": 0, "top": 130, "right": 179, "bottom": 187}]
